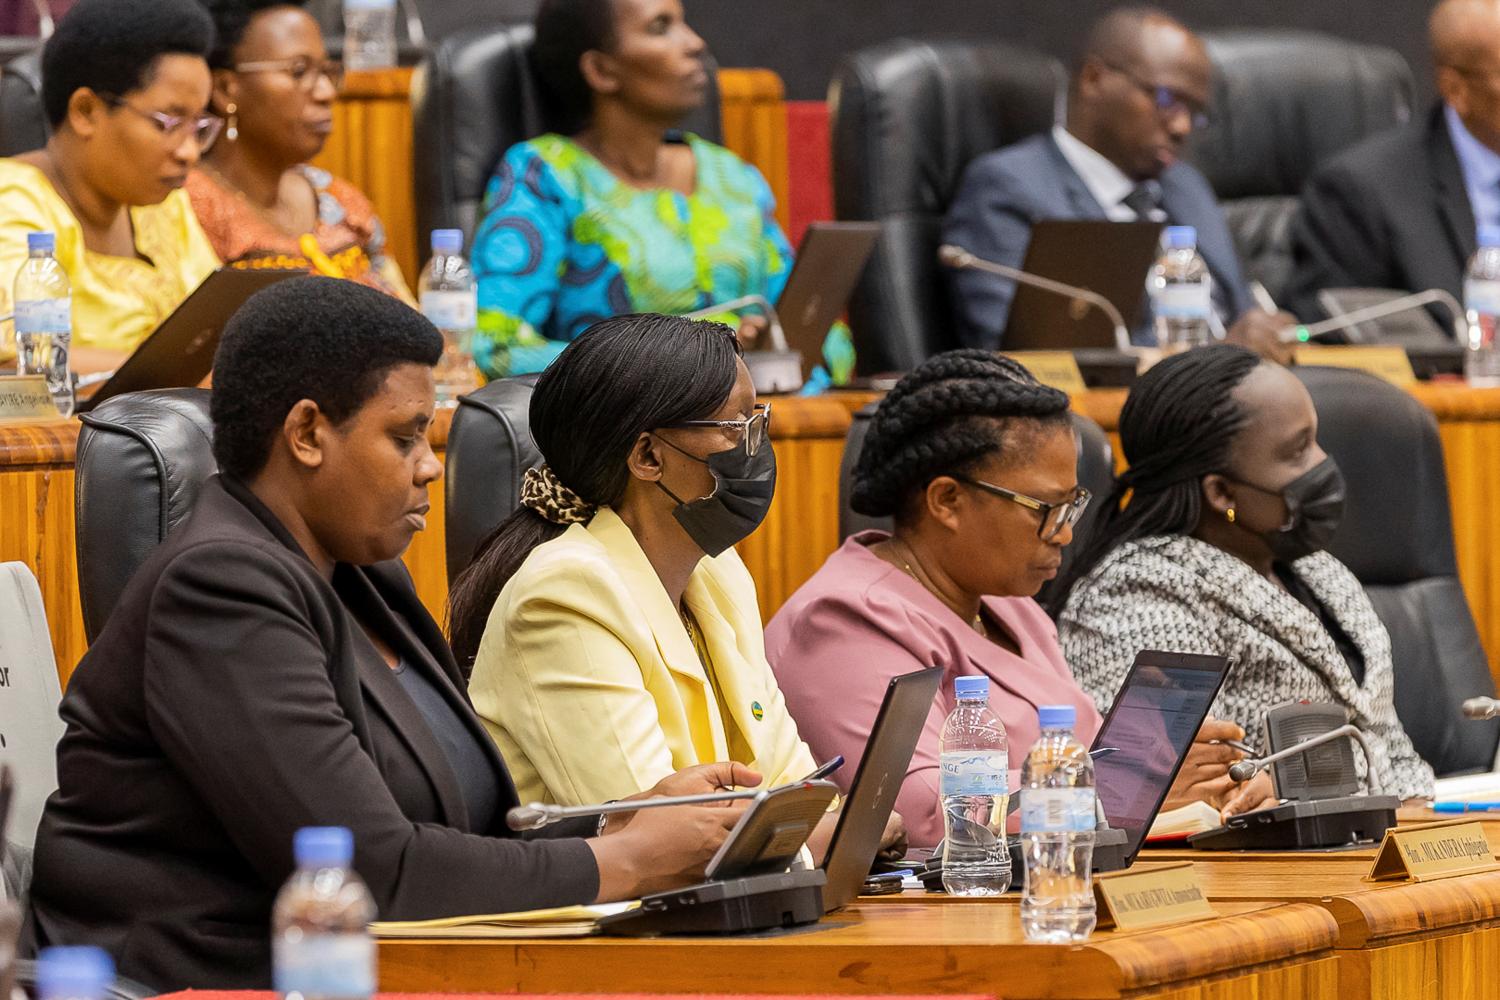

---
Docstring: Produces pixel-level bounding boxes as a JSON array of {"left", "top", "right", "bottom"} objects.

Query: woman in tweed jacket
[{"left": 1056, "top": 346, "right": 1434, "bottom": 802}]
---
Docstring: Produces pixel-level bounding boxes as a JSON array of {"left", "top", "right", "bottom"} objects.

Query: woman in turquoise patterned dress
[{"left": 472, "top": 0, "right": 853, "bottom": 381}]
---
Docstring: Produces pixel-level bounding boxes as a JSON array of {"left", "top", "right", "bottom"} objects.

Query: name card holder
[
  {"left": 0, "top": 375, "right": 57, "bottom": 424},
  {"left": 1001, "top": 351, "right": 1088, "bottom": 396},
  {"left": 1293, "top": 345, "right": 1416, "bottom": 386},
  {"left": 1366, "top": 818, "right": 1499, "bottom": 883},
  {"left": 1092, "top": 861, "right": 1216, "bottom": 931}
]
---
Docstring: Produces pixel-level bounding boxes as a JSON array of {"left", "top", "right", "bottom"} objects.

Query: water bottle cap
[
  {"left": 294, "top": 825, "right": 354, "bottom": 868},
  {"left": 430, "top": 228, "right": 464, "bottom": 255},
  {"left": 36, "top": 946, "right": 114, "bottom": 1000},
  {"left": 27, "top": 231, "right": 55, "bottom": 253},
  {"left": 1037, "top": 704, "right": 1076, "bottom": 729},
  {"left": 1162, "top": 226, "right": 1197, "bottom": 250},
  {"left": 954, "top": 676, "right": 988, "bottom": 700},
  {"left": 1480, "top": 225, "right": 1500, "bottom": 250}
]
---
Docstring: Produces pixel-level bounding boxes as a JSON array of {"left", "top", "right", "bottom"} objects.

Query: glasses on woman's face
[
  {"left": 101, "top": 95, "right": 224, "bottom": 151},
  {"left": 956, "top": 475, "right": 1092, "bottom": 542},
  {"left": 665, "top": 403, "right": 772, "bottom": 456},
  {"left": 233, "top": 57, "right": 345, "bottom": 94}
]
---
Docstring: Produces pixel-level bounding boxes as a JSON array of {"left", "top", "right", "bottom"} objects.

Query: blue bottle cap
[
  {"left": 1481, "top": 225, "right": 1500, "bottom": 250},
  {"left": 1162, "top": 226, "right": 1197, "bottom": 250},
  {"left": 27, "top": 231, "right": 55, "bottom": 254},
  {"left": 1037, "top": 704, "right": 1076, "bottom": 729},
  {"left": 36, "top": 946, "right": 114, "bottom": 1000},
  {"left": 294, "top": 826, "right": 354, "bottom": 868},
  {"left": 430, "top": 228, "right": 464, "bottom": 255},
  {"left": 954, "top": 676, "right": 989, "bottom": 700}
]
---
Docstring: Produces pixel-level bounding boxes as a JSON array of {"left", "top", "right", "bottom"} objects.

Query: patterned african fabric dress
[
  {"left": 186, "top": 164, "right": 414, "bottom": 304},
  {"left": 471, "top": 131, "right": 853, "bottom": 381}
]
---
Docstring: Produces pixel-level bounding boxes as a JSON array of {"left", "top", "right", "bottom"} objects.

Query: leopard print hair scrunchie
[{"left": 519, "top": 465, "right": 597, "bottom": 525}]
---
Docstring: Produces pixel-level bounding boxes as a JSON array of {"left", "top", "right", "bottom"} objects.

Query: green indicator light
[{"left": 1296, "top": 327, "right": 1311, "bottom": 343}]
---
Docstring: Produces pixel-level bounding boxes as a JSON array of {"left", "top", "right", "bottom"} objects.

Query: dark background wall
[{"left": 395, "top": 1, "right": 1438, "bottom": 103}]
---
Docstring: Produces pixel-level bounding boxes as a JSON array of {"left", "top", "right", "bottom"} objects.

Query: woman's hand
[
  {"left": 736, "top": 314, "right": 769, "bottom": 350},
  {"left": 1220, "top": 771, "right": 1277, "bottom": 818},
  {"left": 601, "top": 762, "right": 762, "bottom": 834},
  {"left": 876, "top": 810, "right": 908, "bottom": 862},
  {"left": 1161, "top": 718, "right": 1246, "bottom": 811}
]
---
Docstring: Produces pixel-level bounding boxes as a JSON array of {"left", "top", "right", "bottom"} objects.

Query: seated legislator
[
  {"left": 0, "top": 0, "right": 220, "bottom": 375},
  {"left": 1287, "top": 0, "right": 1500, "bottom": 321},
  {"left": 940, "top": 7, "right": 1290, "bottom": 357},
  {"left": 470, "top": 0, "right": 851, "bottom": 381},
  {"left": 25, "top": 279, "right": 755, "bottom": 990},
  {"left": 1055, "top": 345, "right": 1436, "bottom": 804},
  {"left": 186, "top": 0, "right": 414, "bottom": 301},
  {"left": 765, "top": 351, "right": 1271, "bottom": 848}
]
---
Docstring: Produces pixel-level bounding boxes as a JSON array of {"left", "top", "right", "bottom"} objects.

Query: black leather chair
[
  {"left": 0, "top": 48, "right": 45, "bottom": 157},
  {"left": 1294, "top": 366, "right": 1499, "bottom": 776},
  {"left": 444, "top": 375, "right": 542, "bottom": 585},
  {"left": 1189, "top": 31, "right": 1413, "bottom": 306},
  {"left": 829, "top": 39, "right": 1064, "bottom": 374},
  {"left": 412, "top": 24, "right": 721, "bottom": 248},
  {"left": 74, "top": 390, "right": 217, "bottom": 642},
  {"left": 837, "top": 404, "right": 1113, "bottom": 612}
]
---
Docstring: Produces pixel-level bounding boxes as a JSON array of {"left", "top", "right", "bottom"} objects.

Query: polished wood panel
[
  {"left": 0, "top": 464, "right": 83, "bottom": 682},
  {"left": 718, "top": 69, "right": 791, "bottom": 231}
]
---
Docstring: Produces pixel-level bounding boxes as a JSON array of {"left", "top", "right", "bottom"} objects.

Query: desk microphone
[
  {"left": 1227, "top": 723, "right": 1374, "bottom": 783},
  {"left": 1279, "top": 288, "right": 1467, "bottom": 345},
  {"left": 685, "top": 293, "right": 789, "bottom": 351},
  {"left": 506, "top": 788, "right": 759, "bottom": 831},
  {"left": 1462, "top": 696, "right": 1500, "bottom": 720},
  {"left": 937, "top": 244, "right": 1132, "bottom": 351}
]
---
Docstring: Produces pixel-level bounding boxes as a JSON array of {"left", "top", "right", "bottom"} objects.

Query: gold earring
[
  {"left": 1226, "top": 508, "right": 1236, "bottom": 524},
  {"left": 225, "top": 102, "right": 238, "bottom": 142}
]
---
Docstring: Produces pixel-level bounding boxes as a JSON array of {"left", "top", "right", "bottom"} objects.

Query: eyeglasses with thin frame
[
  {"left": 233, "top": 56, "right": 345, "bottom": 94},
  {"left": 100, "top": 95, "right": 224, "bottom": 151},
  {"left": 1098, "top": 59, "right": 1212, "bottom": 132},
  {"left": 954, "top": 475, "right": 1092, "bottom": 541},
  {"left": 665, "top": 402, "right": 772, "bottom": 456}
]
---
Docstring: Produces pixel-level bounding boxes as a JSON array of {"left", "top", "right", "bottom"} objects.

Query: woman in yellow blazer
[{"left": 450, "top": 314, "right": 862, "bottom": 849}]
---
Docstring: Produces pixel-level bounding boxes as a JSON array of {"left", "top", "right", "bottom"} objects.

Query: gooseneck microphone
[
  {"left": 1227, "top": 724, "right": 1374, "bottom": 783},
  {"left": 506, "top": 789, "right": 759, "bottom": 831},
  {"left": 685, "top": 293, "right": 789, "bottom": 351},
  {"left": 938, "top": 244, "right": 1132, "bottom": 351},
  {"left": 1462, "top": 697, "right": 1500, "bottom": 721},
  {"left": 1281, "top": 288, "right": 1467, "bottom": 345}
]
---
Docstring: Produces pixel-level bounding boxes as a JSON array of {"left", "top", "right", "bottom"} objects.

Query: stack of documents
[{"left": 372, "top": 901, "right": 638, "bottom": 939}]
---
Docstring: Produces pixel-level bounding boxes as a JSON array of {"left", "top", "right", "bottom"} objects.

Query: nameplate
[
  {"left": 1294, "top": 345, "right": 1416, "bottom": 386},
  {"left": 0, "top": 375, "right": 56, "bottom": 424},
  {"left": 1366, "top": 818, "right": 1499, "bottom": 883},
  {"left": 1092, "top": 861, "right": 1216, "bottom": 931},
  {"left": 1001, "top": 351, "right": 1088, "bottom": 396}
]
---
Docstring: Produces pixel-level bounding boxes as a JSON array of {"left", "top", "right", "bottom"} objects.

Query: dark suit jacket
[
  {"left": 1288, "top": 102, "right": 1474, "bottom": 325},
  {"left": 941, "top": 132, "right": 1253, "bottom": 350},
  {"left": 26, "top": 476, "right": 599, "bottom": 991}
]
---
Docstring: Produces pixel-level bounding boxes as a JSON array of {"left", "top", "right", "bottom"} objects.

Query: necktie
[{"left": 1121, "top": 183, "right": 1165, "bottom": 221}]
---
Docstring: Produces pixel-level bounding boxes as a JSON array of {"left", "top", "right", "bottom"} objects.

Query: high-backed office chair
[
  {"left": 0, "top": 563, "right": 65, "bottom": 852},
  {"left": 1189, "top": 31, "right": 1413, "bottom": 305},
  {"left": 74, "top": 390, "right": 216, "bottom": 642},
  {"left": 1294, "top": 366, "right": 1499, "bottom": 776},
  {"left": 444, "top": 375, "right": 542, "bottom": 585},
  {"left": 0, "top": 48, "right": 44, "bottom": 157},
  {"left": 829, "top": 39, "right": 1065, "bottom": 374},
  {"left": 412, "top": 24, "right": 721, "bottom": 247}
]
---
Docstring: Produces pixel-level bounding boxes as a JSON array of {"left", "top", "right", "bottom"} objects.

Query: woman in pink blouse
[{"left": 766, "top": 351, "right": 1274, "bottom": 846}]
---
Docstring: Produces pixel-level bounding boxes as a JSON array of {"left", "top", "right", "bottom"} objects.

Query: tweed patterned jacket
[{"left": 1058, "top": 535, "right": 1435, "bottom": 801}]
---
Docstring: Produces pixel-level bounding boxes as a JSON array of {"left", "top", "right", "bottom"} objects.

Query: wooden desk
[{"left": 377, "top": 899, "right": 1340, "bottom": 999}]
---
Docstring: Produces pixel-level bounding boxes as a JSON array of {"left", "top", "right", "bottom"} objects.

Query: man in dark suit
[
  {"left": 1288, "top": 0, "right": 1497, "bottom": 325},
  {"left": 943, "top": 7, "right": 1290, "bottom": 356}
]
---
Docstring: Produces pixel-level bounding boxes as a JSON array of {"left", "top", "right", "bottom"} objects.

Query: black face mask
[
  {"left": 653, "top": 436, "right": 777, "bottom": 557},
  {"left": 1239, "top": 456, "right": 1346, "bottom": 563}
]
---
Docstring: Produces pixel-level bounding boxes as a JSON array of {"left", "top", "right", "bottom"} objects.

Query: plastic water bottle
[
  {"left": 36, "top": 946, "right": 114, "bottom": 1000},
  {"left": 273, "top": 827, "right": 377, "bottom": 1000},
  {"left": 343, "top": 0, "right": 398, "bottom": 71},
  {"left": 14, "top": 231, "right": 74, "bottom": 416},
  {"left": 1020, "top": 704, "right": 1097, "bottom": 943},
  {"left": 419, "top": 228, "right": 480, "bottom": 403},
  {"left": 939, "top": 675, "right": 1011, "bottom": 895},
  {"left": 1464, "top": 225, "right": 1500, "bottom": 387},
  {"left": 1149, "top": 225, "right": 1213, "bottom": 350}
]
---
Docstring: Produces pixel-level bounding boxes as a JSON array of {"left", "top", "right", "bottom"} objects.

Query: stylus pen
[
  {"left": 798, "top": 755, "right": 845, "bottom": 783},
  {"left": 1250, "top": 280, "right": 1279, "bottom": 316},
  {"left": 1224, "top": 739, "right": 1258, "bottom": 756}
]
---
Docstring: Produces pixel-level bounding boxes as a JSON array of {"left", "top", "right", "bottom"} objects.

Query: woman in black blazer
[{"left": 26, "top": 277, "right": 751, "bottom": 990}]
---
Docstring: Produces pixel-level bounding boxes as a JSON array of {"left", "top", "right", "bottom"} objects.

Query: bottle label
[
  {"left": 1020, "top": 788, "right": 1095, "bottom": 833},
  {"left": 420, "top": 290, "right": 477, "bottom": 330},
  {"left": 15, "top": 297, "right": 70, "bottom": 335},
  {"left": 273, "top": 932, "right": 376, "bottom": 998},
  {"left": 940, "top": 751, "right": 1009, "bottom": 796},
  {"left": 1467, "top": 279, "right": 1500, "bottom": 316},
  {"left": 1154, "top": 282, "right": 1212, "bottom": 320}
]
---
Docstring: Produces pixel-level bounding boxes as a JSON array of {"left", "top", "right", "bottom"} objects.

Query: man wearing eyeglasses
[
  {"left": 1288, "top": 0, "right": 1500, "bottom": 326},
  {"left": 943, "top": 7, "right": 1291, "bottom": 359}
]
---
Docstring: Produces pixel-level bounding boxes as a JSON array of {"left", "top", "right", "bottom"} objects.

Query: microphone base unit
[
  {"left": 1187, "top": 795, "right": 1399, "bottom": 852},
  {"left": 744, "top": 350, "right": 804, "bottom": 395},
  {"left": 597, "top": 869, "right": 827, "bottom": 937}
]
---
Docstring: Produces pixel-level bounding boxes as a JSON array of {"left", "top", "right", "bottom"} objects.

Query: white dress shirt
[{"left": 1051, "top": 125, "right": 1166, "bottom": 222}]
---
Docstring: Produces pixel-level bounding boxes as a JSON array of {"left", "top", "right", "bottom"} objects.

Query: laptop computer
[
  {"left": 774, "top": 221, "right": 880, "bottom": 383},
  {"left": 76, "top": 267, "right": 301, "bottom": 412},
  {"left": 1003, "top": 220, "right": 1163, "bottom": 351}
]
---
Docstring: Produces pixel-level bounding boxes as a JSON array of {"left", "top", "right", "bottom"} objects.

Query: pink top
[{"left": 765, "top": 533, "right": 1102, "bottom": 847}]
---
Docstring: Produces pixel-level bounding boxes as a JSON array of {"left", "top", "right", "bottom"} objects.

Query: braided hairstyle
[
  {"left": 851, "top": 350, "right": 1072, "bottom": 523},
  {"left": 1051, "top": 343, "right": 1264, "bottom": 608}
]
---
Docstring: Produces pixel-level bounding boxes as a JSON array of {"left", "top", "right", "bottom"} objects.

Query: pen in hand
[{"left": 798, "top": 756, "right": 845, "bottom": 783}]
